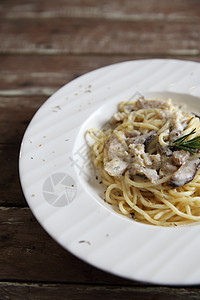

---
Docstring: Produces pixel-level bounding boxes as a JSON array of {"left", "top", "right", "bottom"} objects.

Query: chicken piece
[
  {"left": 129, "top": 143, "right": 145, "bottom": 156},
  {"left": 128, "top": 164, "right": 159, "bottom": 183},
  {"left": 106, "top": 135, "right": 126, "bottom": 160},
  {"left": 125, "top": 130, "right": 141, "bottom": 138},
  {"left": 129, "top": 144, "right": 151, "bottom": 165},
  {"left": 169, "top": 112, "right": 191, "bottom": 142},
  {"left": 104, "top": 158, "right": 128, "bottom": 176},
  {"left": 161, "top": 161, "right": 178, "bottom": 175},
  {"left": 172, "top": 150, "right": 190, "bottom": 166},
  {"left": 135, "top": 98, "right": 171, "bottom": 110},
  {"left": 127, "top": 143, "right": 160, "bottom": 183},
  {"left": 149, "top": 154, "right": 161, "bottom": 170},
  {"left": 110, "top": 112, "right": 126, "bottom": 125},
  {"left": 158, "top": 145, "right": 173, "bottom": 157},
  {"left": 129, "top": 144, "right": 161, "bottom": 169}
]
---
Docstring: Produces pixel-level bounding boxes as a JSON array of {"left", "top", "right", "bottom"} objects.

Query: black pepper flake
[{"left": 78, "top": 240, "right": 91, "bottom": 245}]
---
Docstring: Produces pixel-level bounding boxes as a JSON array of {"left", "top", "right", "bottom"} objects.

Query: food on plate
[{"left": 88, "top": 96, "right": 200, "bottom": 226}]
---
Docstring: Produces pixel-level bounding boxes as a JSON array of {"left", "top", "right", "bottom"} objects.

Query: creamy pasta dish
[{"left": 88, "top": 97, "right": 200, "bottom": 226}]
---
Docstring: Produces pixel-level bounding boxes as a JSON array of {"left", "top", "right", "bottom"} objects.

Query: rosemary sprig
[{"left": 169, "top": 128, "right": 200, "bottom": 153}]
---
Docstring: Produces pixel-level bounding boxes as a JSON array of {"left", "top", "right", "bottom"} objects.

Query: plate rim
[{"left": 19, "top": 58, "right": 200, "bottom": 286}]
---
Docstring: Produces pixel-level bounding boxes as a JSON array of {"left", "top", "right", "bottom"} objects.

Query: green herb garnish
[{"left": 169, "top": 128, "right": 200, "bottom": 153}]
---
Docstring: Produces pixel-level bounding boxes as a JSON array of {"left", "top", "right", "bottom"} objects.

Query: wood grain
[
  {"left": 0, "top": 207, "right": 135, "bottom": 285},
  {"left": 0, "top": 96, "right": 45, "bottom": 206},
  {"left": 0, "top": 18, "right": 200, "bottom": 55},
  {"left": 1, "top": 283, "right": 200, "bottom": 300},
  {"left": 1, "top": 0, "right": 200, "bottom": 21},
  {"left": 1, "top": 55, "right": 200, "bottom": 95}
]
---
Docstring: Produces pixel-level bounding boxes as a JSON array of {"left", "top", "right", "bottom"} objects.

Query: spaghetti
[{"left": 88, "top": 97, "right": 200, "bottom": 226}]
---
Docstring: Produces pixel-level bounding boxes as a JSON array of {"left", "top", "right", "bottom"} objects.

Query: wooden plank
[
  {"left": 0, "top": 143, "right": 31, "bottom": 206},
  {"left": 0, "top": 55, "right": 119, "bottom": 94},
  {"left": 0, "top": 207, "right": 136, "bottom": 284},
  {"left": 1, "top": 55, "right": 200, "bottom": 95},
  {"left": 1, "top": 0, "right": 200, "bottom": 21},
  {"left": 0, "top": 96, "right": 45, "bottom": 205},
  {"left": 0, "top": 18, "right": 200, "bottom": 55},
  {"left": 1, "top": 282, "right": 200, "bottom": 300},
  {"left": 0, "top": 96, "right": 45, "bottom": 144},
  {"left": 1, "top": 204, "right": 200, "bottom": 289}
]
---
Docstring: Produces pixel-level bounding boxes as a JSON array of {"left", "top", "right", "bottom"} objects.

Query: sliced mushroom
[
  {"left": 169, "top": 158, "right": 200, "bottom": 187},
  {"left": 127, "top": 130, "right": 156, "bottom": 146},
  {"left": 144, "top": 132, "right": 157, "bottom": 150},
  {"left": 145, "top": 134, "right": 158, "bottom": 154}
]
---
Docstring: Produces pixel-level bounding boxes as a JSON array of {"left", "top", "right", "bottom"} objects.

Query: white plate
[{"left": 19, "top": 59, "right": 200, "bottom": 285}]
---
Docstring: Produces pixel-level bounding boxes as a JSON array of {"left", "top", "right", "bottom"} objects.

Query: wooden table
[{"left": 1, "top": 1, "right": 200, "bottom": 299}]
